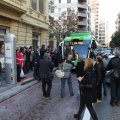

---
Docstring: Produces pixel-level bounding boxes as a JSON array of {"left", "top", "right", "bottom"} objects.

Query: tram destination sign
[{"left": 70, "top": 41, "right": 83, "bottom": 45}]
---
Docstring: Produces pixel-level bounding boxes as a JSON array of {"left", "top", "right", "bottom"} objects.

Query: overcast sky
[{"left": 99, "top": 0, "right": 120, "bottom": 37}]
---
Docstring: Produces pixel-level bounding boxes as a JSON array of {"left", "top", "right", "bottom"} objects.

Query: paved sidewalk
[
  {"left": 90, "top": 86, "right": 120, "bottom": 120},
  {"left": 0, "top": 70, "right": 39, "bottom": 103}
]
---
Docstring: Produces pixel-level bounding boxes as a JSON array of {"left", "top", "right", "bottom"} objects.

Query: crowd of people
[
  {"left": 74, "top": 49, "right": 120, "bottom": 120},
  {"left": 16, "top": 45, "right": 62, "bottom": 82},
  {"left": 1, "top": 44, "right": 120, "bottom": 120}
]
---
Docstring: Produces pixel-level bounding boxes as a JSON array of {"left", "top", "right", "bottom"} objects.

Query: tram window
[{"left": 64, "top": 42, "right": 70, "bottom": 46}]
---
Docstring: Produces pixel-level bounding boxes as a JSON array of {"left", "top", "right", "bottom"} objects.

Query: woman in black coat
[{"left": 74, "top": 58, "right": 98, "bottom": 120}]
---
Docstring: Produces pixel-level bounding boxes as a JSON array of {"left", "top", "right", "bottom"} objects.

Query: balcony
[
  {"left": 0, "top": 0, "right": 27, "bottom": 14},
  {"left": 78, "top": 12, "right": 87, "bottom": 18},
  {"left": 78, "top": 3, "right": 87, "bottom": 9},
  {"left": 78, "top": 21, "right": 87, "bottom": 26}
]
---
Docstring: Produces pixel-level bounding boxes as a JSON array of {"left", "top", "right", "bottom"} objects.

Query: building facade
[
  {"left": 99, "top": 20, "right": 109, "bottom": 45},
  {"left": 49, "top": 0, "right": 91, "bottom": 32},
  {"left": 90, "top": 0, "right": 99, "bottom": 42},
  {"left": 0, "top": 0, "right": 49, "bottom": 49}
]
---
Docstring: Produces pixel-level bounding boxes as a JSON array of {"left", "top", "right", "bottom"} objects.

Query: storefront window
[{"left": 39, "top": 0, "right": 44, "bottom": 14}]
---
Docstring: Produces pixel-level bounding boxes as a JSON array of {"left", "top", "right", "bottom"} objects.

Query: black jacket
[
  {"left": 39, "top": 59, "right": 54, "bottom": 79},
  {"left": 80, "top": 68, "right": 97, "bottom": 103},
  {"left": 106, "top": 57, "right": 120, "bottom": 70},
  {"left": 76, "top": 60, "right": 85, "bottom": 77},
  {"left": 33, "top": 50, "right": 40, "bottom": 63},
  {"left": 94, "top": 62, "right": 102, "bottom": 84}
]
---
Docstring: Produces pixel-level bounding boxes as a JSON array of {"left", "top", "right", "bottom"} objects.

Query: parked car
[
  {"left": 93, "top": 48, "right": 104, "bottom": 56},
  {"left": 104, "top": 49, "right": 112, "bottom": 56}
]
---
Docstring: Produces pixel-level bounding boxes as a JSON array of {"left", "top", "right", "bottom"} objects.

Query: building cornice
[{"left": 0, "top": 0, "right": 27, "bottom": 14}]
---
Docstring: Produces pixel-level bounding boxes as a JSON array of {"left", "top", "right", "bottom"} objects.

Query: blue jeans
[
  {"left": 103, "top": 77, "right": 107, "bottom": 95},
  {"left": 61, "top": 77, "right": 73, "bottom": 97}
]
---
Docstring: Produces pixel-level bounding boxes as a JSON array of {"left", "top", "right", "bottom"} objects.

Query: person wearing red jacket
[{"left": 16, "top": 47, "right": 24, "bottom": 82}]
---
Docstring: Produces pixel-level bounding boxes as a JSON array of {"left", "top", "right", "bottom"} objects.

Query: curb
[
  {"left": 20, "top": 77, "right": 34, "bottom": 85},
  {"left": 0, "top": 80, "right": 39, "bottom": 103}
]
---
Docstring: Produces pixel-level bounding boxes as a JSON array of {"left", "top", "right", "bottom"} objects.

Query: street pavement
[
  {"left": 92, "top": 86, "right": 120, "bottom": 120},
  {"left": 0, "top": 70, "right": 37, "bottom": 102},
  {"left": 0, "top": 74, "right": 120, "bottom": 120}
]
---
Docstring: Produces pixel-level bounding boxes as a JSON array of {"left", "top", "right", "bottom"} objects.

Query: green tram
[{"left": 60, "top": 32, "right": 97, "bottom": 68}]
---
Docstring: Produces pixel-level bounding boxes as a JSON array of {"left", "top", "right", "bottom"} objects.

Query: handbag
[
  {"left": 55, "top": 60, "right": 66, "bottom": 78},
  {"left": 80, "top": 84, "right": 93, "bottom": 89},
  {"left": 20, "top": 68, "right": 25, "bottom": 77},
  {"left": 80, "top": 72, "right": 95, "bottom": 90},
  {"left": 107, "top": 69, "right": 120, "bottom": 79}
]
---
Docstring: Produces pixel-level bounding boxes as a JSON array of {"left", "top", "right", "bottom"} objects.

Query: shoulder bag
[
  {"left": 80, "top": 71, "right": 95, "bottom": 89},
  {"left": 55, "top": 60, "right": 66, "bottom": 78}
]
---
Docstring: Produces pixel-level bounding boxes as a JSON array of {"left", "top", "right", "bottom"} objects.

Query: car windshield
[{"left": 105, "top": 50, "right": 111, "bottom": 54}]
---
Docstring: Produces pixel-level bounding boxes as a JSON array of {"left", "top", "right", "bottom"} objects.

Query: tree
[
  {"left": 55, "top": 9, "right": 78, "bottom": 39},
  {"left": 49, "top": 15, "right": 55, "bottom": 38},
  {"left": 110, "top": 31, "right": 120, "bottom": 48},
  {"left": 49, "top": 8, "right": 77, "bottom": 41},
  {"left": 115, "top": 12, "right": 120, "bottom": 31}
]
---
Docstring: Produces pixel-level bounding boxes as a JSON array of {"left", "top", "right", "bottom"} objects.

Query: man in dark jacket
[
  {"left": 89, "top": 48, "right": 95, "bottom": 59},
  {"left": 76, "top": 56, "right": 86, "bottom": 100},
  {"left": 39, "top": 53, "right": 54, "bottom": 99},
  {"left": 106, "top": 51, "right": 120, "bottom": 106},
  {"left": 96, "top": 49, "right": 103, "bottom": 57},
  {"left": 33, "top": 46, "right": 40, "bottom": 79},
  {"left": 40, "top": 45, "right": 46, "bottom": 59},
  {"left": 94, "top": 56, "right": 103, "bottom": 102}
]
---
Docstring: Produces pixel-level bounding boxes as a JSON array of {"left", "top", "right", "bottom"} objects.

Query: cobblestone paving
[
  {"left": 0, "top": 74, "right": 120, "bottom": 120},
  {"left": 0, "top": 75, "right": 79, "bottom": 120}
]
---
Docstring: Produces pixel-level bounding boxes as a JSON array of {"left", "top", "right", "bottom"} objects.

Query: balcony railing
[
  {"left": 78, "top": 3, "right": 87, "bottom": 9},
  {"left": 78, "top": 12, "right": 87, "bottom": 18},
  {"left": 78, "top": 21, "right": 87, "bottom": 26},
  {"left": 78, "top": 0, "right": 87, "bottom": 3}
]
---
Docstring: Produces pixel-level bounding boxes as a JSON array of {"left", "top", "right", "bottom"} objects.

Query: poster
[{"left": 5, "top": 43, "right": 12, "bottom": 57}]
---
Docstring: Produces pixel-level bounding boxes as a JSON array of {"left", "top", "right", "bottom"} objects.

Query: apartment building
[
  {"left": 0, "top": 0, "right": 49, "bottom": 48},
  {"left": 99, "top": 21, "right": 109, "bottom": 45},
  {"left": 90, "top": 0, "right": 99, "bottom": 41},
  {"left": 49, "top": 0, "right": 91, "bottom": 32}
]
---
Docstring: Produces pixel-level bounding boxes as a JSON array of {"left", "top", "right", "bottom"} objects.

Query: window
[
  {"left": 58, "top": 8, "right": 61, "bottom": 12},
  {"left": 32, "top": 0, "right": 37, "bottom": 10},
  {"left": 0, "top": 27, "right": 9, "bottom": 48},
  {"left": 51, "top": 8, "right": 54, "bottom": 13},
  {"left": 32, "top": 33, "right": 41, "bottom": 49},
  {"left": 0, "top": 29, "right": 6, "bottom": 34},
  {"left": 67, "top": 0, "right": 71, "bottom": 3},
  {"left": 39, "top": 0, "right": 44, "bottom": 14}
]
